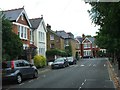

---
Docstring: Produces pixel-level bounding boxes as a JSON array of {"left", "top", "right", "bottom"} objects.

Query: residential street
[{"left": 2, "top": 58, "right": 116, "bottom": 90}]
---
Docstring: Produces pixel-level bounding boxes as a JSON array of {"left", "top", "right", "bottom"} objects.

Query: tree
[
  {"left": 87, "top": 2, "right": 120, "bottom": 69},
  {"left": 2, "top": 16, "right": 23, "bottom": 61}
]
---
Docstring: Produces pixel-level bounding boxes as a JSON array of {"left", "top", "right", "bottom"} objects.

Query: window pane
[{"left": 21, "top": 26, "right": 23, "bottom": 38}]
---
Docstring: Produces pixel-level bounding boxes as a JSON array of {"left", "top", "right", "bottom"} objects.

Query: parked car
[
  {"left": 51, "top": 57, "right": 69, "bottom": 69},
  {"left": 67, "top": 57, "right": 77, "bottom": 65},
  {"left": 83, "top": 56, "right": 93, "bottom": 59},
  {"left": 2, "top": 60, "right": 38, "bottom": 84}
]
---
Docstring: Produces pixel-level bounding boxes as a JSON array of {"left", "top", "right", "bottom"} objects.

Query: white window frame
[
  {"left": 50, "top": 34, "right": 54, "bottom": 40},
  {"left": 83, "top": 43, "right": 91, "bottom": 49},
  {"left": 23, "top": 44, "right": 28, "bottom": 50},
  {"left": 18, "top": 25, "right": 28, "bottom": 40},
  {"left": 84, "top": 50, "right": 91, "bottom": 56}
]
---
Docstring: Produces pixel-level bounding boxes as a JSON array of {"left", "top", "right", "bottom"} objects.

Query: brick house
[
  {"left": 3, "top": 7, "right": 35, "bottom": 62},
  {"left": 76, "top": 35, "right": 100, "bottom": 58}
]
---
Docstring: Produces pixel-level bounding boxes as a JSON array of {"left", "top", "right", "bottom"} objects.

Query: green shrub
[{"left": 33, "top": 55, "right": 46, "bottom": 68}]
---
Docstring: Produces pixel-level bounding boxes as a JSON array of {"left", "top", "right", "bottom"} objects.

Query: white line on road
[
  {"left": 19, "top": 83, "right": 24, "bottom": 86},
  {"left": 104, "top": 64, "right": 106, "bottom": 67},
  {"left": 78, "top": 79, "right": 86, "bottom": 90},
  {"left": 28, "top": 80, "right": 33, "bottom": 83},
  {"left": 89, "top": 64, "right": 91, "bottom": 66},
  {"left": 78, "top": 87, "right": 81, "bottom": 90},
  {"left": 81, "top": 82, "right": 84, "bottom": 86},
  {"left": 80, "top": 65, "right": 85, "bottom": 67},
  {"left": 93, "top": 64, "right": 96, "bottom": 67}
]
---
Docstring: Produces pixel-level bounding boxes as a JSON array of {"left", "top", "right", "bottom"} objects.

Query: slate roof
[
  {"left": 76, "top": 36, "right": 83, "bottom": 43},
  {"left": 56, "top": 30, "right": 69, "bottom": 39},
  {"left": 88, "top": 37, "right": 95, "bottom": 43},
  {"left": 29, "top": 18, "right": 42, "bottom": 29},
  {"left": 3, "top": 8, "right": 24, "bottom": 21},
  {"left": 76, "top": 36, "right": 95, "bottom": 44},
  {"left": 3, "top": 7, "right": 32, "bottom": 27}
]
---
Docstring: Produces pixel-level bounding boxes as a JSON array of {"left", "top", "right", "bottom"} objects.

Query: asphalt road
[{"left": 2, "top": 58, "right": 116, "bottom": 90}]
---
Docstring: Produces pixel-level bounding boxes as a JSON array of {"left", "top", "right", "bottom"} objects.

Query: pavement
[
  {"left": 107, "top": 60, "right": 120, "bottom": 90},
  {"left": 37, "top": 65, "right": 51, "bottom": 74}
]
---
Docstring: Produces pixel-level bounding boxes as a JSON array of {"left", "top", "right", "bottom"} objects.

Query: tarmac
[{"left": 37, "top": 60, "right": 120, "bottom": 89}]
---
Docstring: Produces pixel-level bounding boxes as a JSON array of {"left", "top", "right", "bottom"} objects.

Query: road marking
[
  {"left": 28, "top": 80, "right": 33, "bottom": 83},
  {"left": 104, "top": 64, "right": 106, "bottom": 67},
  {"left": 78, "top": 79, "right": 86, "bottom": 90},
  {"left": 19, "top": 83, "right": 24, "bottom": 86},
  {"left": 78, "top": 87, "right": 81, "bottom": 90},
  {"left": 89, "top": 64, "right": 91, "bottom": 66},
  {"left": 80, "top": 65, "right": 85, "bottom": 67},
  {"left": 39, "top": 69, "right": 50, "bottom": 74},
  {"left": 93, "top": 64, "right": 96, "bottom": 67},
  {"left": 81, "top": 82, "right": 84, "bottom": 86}
]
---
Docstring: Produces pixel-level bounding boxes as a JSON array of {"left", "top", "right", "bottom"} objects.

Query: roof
[
  {"left": 76, "top": 36, "right": 83, "bottom": 43},
  {"left": 47, "top": 27, "right": 64, "bottom": 39},
  {"left": 3, "top": 8, "right": 24, "bottom": 21},
  {"left": 29, "top": 18, "right": 42, "bottom": 29},
  {"left": 3, "top": 7, "right": 32, "bottom": 27},
  {"left": 56, "top": 30, "right": 69, "bottom": 39},
  {"left": 88, "top": 37, "right": 95, "bottom": 43}
]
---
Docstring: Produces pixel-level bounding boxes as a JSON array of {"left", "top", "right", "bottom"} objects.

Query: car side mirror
[{"left": 29, "top": 63, "right": 33, "bottom": 67}]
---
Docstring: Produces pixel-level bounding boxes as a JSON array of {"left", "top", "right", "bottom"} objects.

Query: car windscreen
[
  {"left": 2, "top": 61, "right": 11, "bottom": 69},
  {"left": 67, "top": 57, "right": 73, "bottom": 61},
  {"left": 54, "top": 58, "right": 64, "bottom": 62}
]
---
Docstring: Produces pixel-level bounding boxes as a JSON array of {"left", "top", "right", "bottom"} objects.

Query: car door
[
  {"left": 23, "top": 60, "right": 35, "bottom": 77},
  {"left": 16, "top": 60, "right": 27, "bottom": 78}
]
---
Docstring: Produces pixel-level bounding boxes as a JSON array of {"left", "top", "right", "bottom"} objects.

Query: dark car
[
  {"left": 83, "top": 56, "right": 93, "bottom": 59},
  {"left": 67, "top": 57, "right": 77, "bottom": 65},
  {"left": 51, "top": 57, "right": 69, "bottom": 69},
  {"left": 2, "top": 60, "right": 38, "bottom": 84}
]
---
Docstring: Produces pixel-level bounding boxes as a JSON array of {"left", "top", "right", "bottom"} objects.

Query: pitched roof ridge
[
  {"left": 29, "top": 17, "right": 42, "bottom": 20},
  {"left": 3, "top": 7, "right": 24, "bottom": 12}
]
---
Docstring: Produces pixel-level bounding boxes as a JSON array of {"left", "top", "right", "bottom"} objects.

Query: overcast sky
[{"left": 0, "top": 0, "right": 99, "bottom": 37}]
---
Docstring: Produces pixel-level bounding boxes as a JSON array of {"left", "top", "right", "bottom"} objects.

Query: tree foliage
[
  {"left": 88, "top": 2, "right": 120, "bottom": 56},
  {"left": 88, "top": 2, "right": 120, "bottom": 69},
  {"left": 2, "top": 17, "right": 23, "bottom": 61},
  {"left": 46, "top": 49, "right": 67, "bottom": 57}
]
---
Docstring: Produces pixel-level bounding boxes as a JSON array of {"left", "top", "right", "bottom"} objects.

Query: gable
[
  {"left": 82, "top": 37, "right": 92, "bottom": 44},
  {"left": 17, "top": 12, "right": 29, "bottom": 26},
  {"left": 3, "top": 8, "right": 32, "bottom": 27},
  {"left": 16, "top": 10, "right": 32, "bottom": 27}
]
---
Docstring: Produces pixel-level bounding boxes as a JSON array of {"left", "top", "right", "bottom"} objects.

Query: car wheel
[
  {"left": 67, "top": 63, "right": 69, "bottom": 67},
  {"left": 33, "top": 71, "right": 38, "bottom": 78},
  {"left": 63, "top": 64, "right": 65, "bottom": 68},
  {"left": 16, "top": 74, "right": 22, "bottom": 84}
]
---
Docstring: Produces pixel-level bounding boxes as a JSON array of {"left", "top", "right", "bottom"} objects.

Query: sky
[{"left": 0, "top": 0, "right": 99, "bottom": 37}]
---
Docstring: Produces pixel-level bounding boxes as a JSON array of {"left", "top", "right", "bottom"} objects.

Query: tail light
[{"left": 11, "top": 61, "right": 14, "bottom": 69}]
